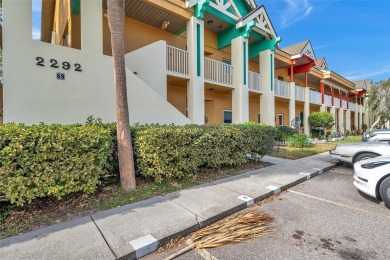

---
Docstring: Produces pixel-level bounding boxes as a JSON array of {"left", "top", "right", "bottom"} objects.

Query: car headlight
[{"left": 361, "top": 161, "right": 390, "bottom": 169}]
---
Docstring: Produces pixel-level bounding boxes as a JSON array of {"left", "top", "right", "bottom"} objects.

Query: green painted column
[
  {"left": 187, "top": 17, "right": 205, "bottom": 125},
  {"left": 231, "top": 36, "right": 249, "bottom": 123}
]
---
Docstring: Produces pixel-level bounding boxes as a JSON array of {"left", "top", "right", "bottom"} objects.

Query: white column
[
  {"left": 289, "top": 82, "right": 296, "bottom": 127},
  {"left": 330, "top": 106, "right": 336, "bottom": 132},
  {"left": 231, "top": 37, "right": 249, "bottom": 123},
  {"left": 338, "top": 109, "right": 344, "bottom": 134},
  {"left": 304, "top": 87, "right": 310, "bottom": 135},
  {"left": 187, "top": 17, "right": 205, "bottom": 124},
  {"left": 346, "top": 110, "right": 351, "bottom": 131},
  {"left": 81, "top": 0, "right": 103, "bottom": 54},
  {"left": 354, "top": 109, "right": 359, "bottom": 130},
  {"left": 358, "top": 106, "right": 363, "bottom": 130},
  {"left": 259, "top": 50, "right": 275, "bottom": 126},
  {"left": 320, "top": 104, "right": 326, "bottom": 112}
]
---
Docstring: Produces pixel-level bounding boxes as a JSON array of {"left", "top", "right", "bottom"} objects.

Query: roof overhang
[
  {"left": 236, "top": 5, "right": 277, "bottom": 40},
  {"left": 323, "top": 70, "right": 355, "bottom": 91},
  {"left": 291, "top": 41, "right": 316, "bottom": 62}
]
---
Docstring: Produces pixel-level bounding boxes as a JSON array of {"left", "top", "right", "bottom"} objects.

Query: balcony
[
  {"left": 334, "top": 97, "right": 340, "bottom": 108},
  {"left": 248, "top": 71, "right": 262, "bottom": 92},
  {"left": 349, "top": 102, "right": 356, "bottom": 112},
  {"left": 295, "top": 85, "right": 305, "bottom": 101},
  {"left": 309, "top": 89, "right": 321, "bottom": 105},
  {"left": 274, "top": 79, "right": 290, "bottom": 98},
  {"left": 325, "top": 94, "right": 332, "bottom": 106},
  {"left": 166, "top": 45, "right": 189, "bottom": 77},
  {"left": 204, "top": 57, "right": 233, "bottom": 86},
  {"left": 342, "top": 100, "right": 347, "bottom": 109}
]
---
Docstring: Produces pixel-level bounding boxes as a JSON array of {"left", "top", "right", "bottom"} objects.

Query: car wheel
[
  {"left": 379, "top": 177, "right": 390, "bottom": 209},
  {"left": 353, "top": 153, "right": 378, "bottom": 163}
]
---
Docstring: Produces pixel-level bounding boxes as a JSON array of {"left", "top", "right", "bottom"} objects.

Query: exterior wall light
[{"left": 161, "top": 20, "right": 170, "bottom": 30}]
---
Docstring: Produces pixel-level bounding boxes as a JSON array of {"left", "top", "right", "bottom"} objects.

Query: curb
[{"left": 129, "top": 161, "right": 339, "bottom": 259}]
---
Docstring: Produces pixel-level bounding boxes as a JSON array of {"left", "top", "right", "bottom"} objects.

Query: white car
[
  {"left": 353, "top": 156, "right": 390, "bottom": 208},
  {"left": 330, "top": 142, "right": 390, "bottom": 164}
]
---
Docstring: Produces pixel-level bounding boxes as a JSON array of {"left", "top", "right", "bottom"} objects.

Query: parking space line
[
  {"left": 288, "top": 189, "right": 390, "bottom": 220},
  {"left": 195, "top": 248, "right": 218, "bottom": 260}
]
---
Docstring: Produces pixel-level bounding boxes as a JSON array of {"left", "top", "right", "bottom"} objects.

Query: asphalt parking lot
[{"left": 144, "top": 165, "right": 390, "bottom": 260}]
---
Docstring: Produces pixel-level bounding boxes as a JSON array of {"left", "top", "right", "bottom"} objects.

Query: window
[
  {"left": 223, "top": 110, "right": 232, "bottom": 124},
  {"left": 258, "top": 113, "right": 261, "bottom": 123},
  {"left": 278, "top": 76, "right": 284, "bottom": 81},
  {"left": 278, "top": 113, "right": 284, "bottom": 126}
]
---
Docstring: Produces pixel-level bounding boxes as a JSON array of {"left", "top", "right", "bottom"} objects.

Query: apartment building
[{"left": 1, "top": 0, "right": 365, "bottom": 134}]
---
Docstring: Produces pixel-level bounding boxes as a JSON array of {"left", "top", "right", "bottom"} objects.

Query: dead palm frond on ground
[{"left": 165, "top": 211, "right": 274, "bottom": 260}]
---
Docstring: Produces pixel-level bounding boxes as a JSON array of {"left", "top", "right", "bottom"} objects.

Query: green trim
[
  {"left": 175, "top": 27, "right": 187, "bottom": 35},
  {"left": 234, "top": 0, "right": 250, "bottom": 17},
  {"left": 248, "top": 36, "right": 281, "bottom": 59},
  {"left": 270, "top": 53, "right": 274, "bottom": 91},
  {"left": 71, "top": 0, "right": 80, "bottom": 15},
  {"left": 243, "top": 42, "right": 247, "bottom": 85},
  {"left": 205, "top": 6, "right": 236, "bottom": 25},
  {"left": 217, "top": 21, "right": 256, "bottom": 49},
  {"left": 197, "top": 24, "right": 201, "bottom": 77},
  {"left": 195, "top": 0, "right": 210, "bottom": 19}
]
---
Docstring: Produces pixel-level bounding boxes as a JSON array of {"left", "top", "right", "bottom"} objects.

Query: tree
[
  {"left": 308, "top": 112, "right": 334, "bottom": 139},
  {"left": 107, "top": 0, "right": 136, "bottom": 191},
  {"left": 308, "top": 111, "right": 334, "bottom": 129},
  {"left": 366, "top": 79, "right": 390, "bottom": 130}
]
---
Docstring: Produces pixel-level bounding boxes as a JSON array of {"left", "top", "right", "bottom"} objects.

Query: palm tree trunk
[
  {"left": 107, "top": 0, "right": 136, "bottom": 191},
  {"left": 370, "top": 115, "right": 381, "bottom": 131}
]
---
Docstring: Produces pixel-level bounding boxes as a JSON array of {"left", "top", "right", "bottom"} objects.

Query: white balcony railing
[
  {"left": 325, "top": 94, "right": 332, "bottom": 106},
  {"left": 248, "top": 71, "right": 262, "bottom": 92},
  {"left": 342, "top": 100, "right": 347, "bottom": 109},
  {"left": 309, "top": 89, "right": 322, "bottom": 105},
  {"left": 349, "top": 102, "right": 356, "bottom": 112},
  {"left": 334, "top": 97, "right": 340, "bottom": 108},
  {"left": 274, "top": 79, "right": 290, "bottom": 98},
  {"left": 204, "top": 57, "right": 233, "bottom": 86},
  {"left": 295, "top": 85, "right": 305, "bottom": 101},
  {"left": 166, "top": 45, "right": 189, "bottom": 76}
]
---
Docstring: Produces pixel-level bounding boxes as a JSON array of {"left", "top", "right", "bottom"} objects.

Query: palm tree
[
  {"left": 366, "top": 79, "right": 390, "bottom": 130},
  {"left": 107, "top": 0, "right": 136, "bottom": 191}
]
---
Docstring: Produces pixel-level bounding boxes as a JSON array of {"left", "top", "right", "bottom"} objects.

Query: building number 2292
[{"left": 36, "top": 57, "right": 82, "bottom": 72}]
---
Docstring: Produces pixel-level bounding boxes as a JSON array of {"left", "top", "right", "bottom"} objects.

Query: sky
[
  {"left": 32, "top": 0, "right": 42, "bottom": 41},
  {"left": 30, "top": 0, "right": 389, "bottom": 83},
  {"left": 255, "top": 0, "right": 390, "bottom": 83}
]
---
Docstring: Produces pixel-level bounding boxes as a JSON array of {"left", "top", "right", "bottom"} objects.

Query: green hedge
[
  {"left": 0, "top": 124, "right": 114, "bottom": 205},
  {"left": 0, "top": 123, "right": 276, "bottom": 205}
]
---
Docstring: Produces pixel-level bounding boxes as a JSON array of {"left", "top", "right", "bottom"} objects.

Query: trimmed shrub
[
  {"left": 287, "top": 134, "right": 314, "bottom": 148},
  {"left": 134, "top": 125, "right": 204, "bottom": 182},
  {"left": 236, "top": 124, "right": 277, "bottom": 160},
  {"left": 0, "top": 124, "right": 115, "bottom": 205},
  {"left": 276, "top": 126, "right": 296, "bottom": 141},
  {"left": 0, "top": 123, "right": 278, "bottom": 204}
]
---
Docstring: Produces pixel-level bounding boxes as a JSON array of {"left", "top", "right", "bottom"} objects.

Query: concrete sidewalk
[{"left": 0, "top": 153, "right": 337, "bottom": 260}]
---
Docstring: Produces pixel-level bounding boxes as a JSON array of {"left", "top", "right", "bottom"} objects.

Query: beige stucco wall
[
  {"left": 205, "top": 90, "right": 232, "bottom": 124},
  {"left": 249, "top": 94, "right": 260, "bottom": 122},
  {"left": 275, "top": 100, "right": 289, "bottom": 126},
  {"left": 3, "top": 0, "right": 190, "bottom": 125}
]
